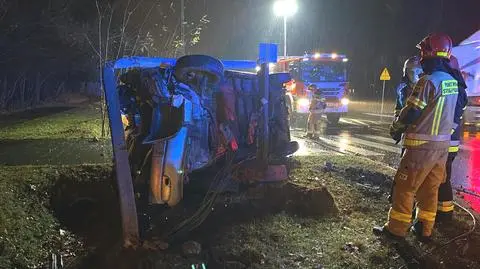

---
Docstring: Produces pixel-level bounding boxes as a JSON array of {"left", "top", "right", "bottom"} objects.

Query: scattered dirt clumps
[{"left": 344, "top": 167, "right": 393, "bottom": 189}]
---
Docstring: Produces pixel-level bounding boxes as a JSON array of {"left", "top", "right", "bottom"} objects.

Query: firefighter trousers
[
  {"left": 306, "top": 112, "right": 323, "bottom": 135},
  {"left": 387, "top": 148, "right": 448, "bottom": 237},
  {"left": 437, "top": 152, "right": 457, "bottom": 215}
]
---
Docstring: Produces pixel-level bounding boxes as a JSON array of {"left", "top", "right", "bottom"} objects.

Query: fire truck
[{"left": 272, "top": 52, "right": 351, "bottom": 125}]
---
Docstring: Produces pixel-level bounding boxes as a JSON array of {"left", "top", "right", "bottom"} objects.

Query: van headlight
[{"left": 341, "top": 98, "right": 350, "bottom": 105}]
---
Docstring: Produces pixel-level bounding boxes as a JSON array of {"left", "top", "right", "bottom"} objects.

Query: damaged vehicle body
[{"left": 103, "top": 53, "right": 298, "bottom": 245}]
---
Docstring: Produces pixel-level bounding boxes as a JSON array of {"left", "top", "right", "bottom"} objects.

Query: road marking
[
  {"left": 357, "top": 134, "right": 397, "bottom": 145},
  {"left": 363, "top": 113, "right": 394, "bottom": 119},
  {"left": 340, "top": 118, "right": 369, "bottom": 127},
  {"left": 343, "top": 118, "right": 370, "bottom": 126},
  {"left": 317, "top": 136, "right": 384, "bottom": 156},
  {"left": 346, "top": 136, "right": 400, "bottom": 153}
]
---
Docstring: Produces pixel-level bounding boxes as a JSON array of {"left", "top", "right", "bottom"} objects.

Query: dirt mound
[
  {"left": 283, "top": 183, "right": 338, "bottom": 216},
  {"left": 254, "top": 183, "right": 338, "bottom": 217}
]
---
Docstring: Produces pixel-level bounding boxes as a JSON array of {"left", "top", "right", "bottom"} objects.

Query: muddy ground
[
  {"left": 1, "top": 105, "right": 480, "bottom": 269},
  {"left": 1, "top": 155, "right": 478, "bottom": 269}
]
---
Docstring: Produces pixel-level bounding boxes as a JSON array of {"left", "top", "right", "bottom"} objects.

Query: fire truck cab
[{"left": 273, "top": 52, "right": 351, "bottom": 125}]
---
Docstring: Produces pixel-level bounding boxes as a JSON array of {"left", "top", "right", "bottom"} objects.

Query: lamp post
[{"left": 273, "top": 0, "right": 298, "bottom": 58}]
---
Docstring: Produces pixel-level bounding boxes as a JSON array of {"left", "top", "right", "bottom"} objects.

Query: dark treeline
[{"left": 0, "top": 0, "right": 208, "bottom": 111}]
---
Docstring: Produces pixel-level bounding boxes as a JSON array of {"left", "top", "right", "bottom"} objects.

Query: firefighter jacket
[
  {"left": 396, "top": 71, "right": 459, "bottom": 149},
  {"left": 309, "top": 95, "right": 326, "bottom": 113},
  {"left": 449, "top": 71, "right": 468, "bottom": 153},
  {"left": 394, "top": 77, "right": 414, "bottom": 118}
]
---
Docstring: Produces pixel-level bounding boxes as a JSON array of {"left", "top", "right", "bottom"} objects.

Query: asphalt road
[{"left": 291, "top": 110, "right": 480, "bottom": 211}]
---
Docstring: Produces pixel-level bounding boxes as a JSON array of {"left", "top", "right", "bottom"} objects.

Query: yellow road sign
[{"left": 380, "top": 68, "right": 391, "bottom": 81}]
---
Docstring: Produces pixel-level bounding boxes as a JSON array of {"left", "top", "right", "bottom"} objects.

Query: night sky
[
  {"left": 189, "top": 0, "right": 480, "bottom": 99},
  {"left": 1, "top": 0, "right": 479, "bottom": 105}
]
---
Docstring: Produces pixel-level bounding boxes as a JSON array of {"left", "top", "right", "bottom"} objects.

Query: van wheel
[{"left": 174, "top": 55, "right": 224, "bottom": 85}]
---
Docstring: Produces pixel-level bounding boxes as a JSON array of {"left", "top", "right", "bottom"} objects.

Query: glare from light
[
  {"left": 293, "top": 137, "right": 310, "bottom": 156},
  {"left": 331, "top": 53, "right": 338, "bottom": 59},
  {"left": 342, "top": 58, "right": 349, "bottom": 62},
  {"left": 255, "top": 65, "right": 261, "bottom": 72},
  {"left": 338, "top": 137, "right": 349, "bottom": 152},
  {"left": 314, "top": 53, "right": 321, "bottom": 59},
  {"left": 297, "top": 98, "right": 310, "bottom": 107},
  {"left": 273, "top": 0, "right": 298, "bottom": 17},
  {"left": 302, "top": 57, "right": 309, "bottom": 62},
  {"left": 341, "top": 98, "right": 350, "bottom": 106}
]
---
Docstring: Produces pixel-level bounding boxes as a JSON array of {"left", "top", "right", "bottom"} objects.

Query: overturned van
[{"left": 103, "top": 54, "right": 298, "bottom": 245}]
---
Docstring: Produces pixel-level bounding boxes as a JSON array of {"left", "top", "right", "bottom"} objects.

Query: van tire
[{"left": 174, "top": 55, "right": 224, "bottom": 85}]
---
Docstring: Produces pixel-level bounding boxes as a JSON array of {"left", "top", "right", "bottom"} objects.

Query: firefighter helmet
[
  {"left": 308, "top": 84, "right": 317, "bottom": 91},
  {"left": 416, "top": 33, "right": 453, "bottom": 59},
  {"left": 403, "top": 56, "right": 422, "bottom": 84}
]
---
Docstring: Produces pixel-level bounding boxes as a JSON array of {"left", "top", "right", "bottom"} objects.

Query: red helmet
[
  {"left": 449, "top": 55, "right": 460, "bottom": 70},
  {"left": 416, "top": 33, "right": 453, "bottom": 59}
]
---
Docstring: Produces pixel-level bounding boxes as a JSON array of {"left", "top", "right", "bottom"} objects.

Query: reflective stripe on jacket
[{"left": 401, "top": 71, "right": 458, "bottom": 148}]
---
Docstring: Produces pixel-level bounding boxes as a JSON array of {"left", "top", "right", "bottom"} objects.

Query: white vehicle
[{"left": 452, "top": 30, "right": 480, "bottom": 126}]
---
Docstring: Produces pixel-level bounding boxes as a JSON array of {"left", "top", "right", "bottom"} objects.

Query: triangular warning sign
[{"left": 380, "top": 68, "right": 391, "bottom": 81}]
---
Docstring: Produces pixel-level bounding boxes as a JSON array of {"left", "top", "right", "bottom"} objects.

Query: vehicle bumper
[
  {"left": 464, "top": 106, "right": 480, "bottom": 126},
  {"left": 324, "top": 104, "right": 348, "bottom": 114}
]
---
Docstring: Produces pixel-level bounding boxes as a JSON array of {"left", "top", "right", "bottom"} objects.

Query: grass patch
[
  {"left": 0, "top": 164, "right": 114, "bottom": 269},
  {"left": 208, "top": 154, "right": 401, "bottom": 269},
  {"left": 0, "top": 104, "right": 104, "bottom": 140}
]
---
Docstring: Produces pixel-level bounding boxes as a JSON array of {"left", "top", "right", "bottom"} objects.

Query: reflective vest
[{"left": 403, "top": 71, "right": 458, "bottom": 149}]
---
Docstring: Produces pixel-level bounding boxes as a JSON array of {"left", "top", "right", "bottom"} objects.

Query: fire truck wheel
[
  {"left": 327, "top": 114, "right": 340, "bottom": 125},
  {"left": 174, "top": 55, "right": 224, "bottom": 85}
]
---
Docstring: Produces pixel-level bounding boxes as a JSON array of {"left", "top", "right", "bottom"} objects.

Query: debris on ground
[
  {"left": 323, "top": 161, "right": 335, "bottom": 172},
  {"left": 344, "top": 166, "right": 393, "bottom": 187},
  {"left": 143, "top": 238, "right": 169, "bottom": 251},
  {"left": 182, "top": 240, "right": 202, "bottom": 256},
  {"left": 342, "top": 242, "right": 360, "bottom": 253}
]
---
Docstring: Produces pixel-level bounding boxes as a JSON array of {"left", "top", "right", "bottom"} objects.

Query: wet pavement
[{"left": 291, "top": 111, "right": 480, "bottom": 212}]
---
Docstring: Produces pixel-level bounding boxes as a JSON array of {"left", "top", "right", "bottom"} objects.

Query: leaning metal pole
[
  {"left": 258, "top": 62, "right": 270, "bottom": 163},
  {"left": 103, "top": 62, "right": 140, "bottom": 248},
  {"left": 283, "top": 16, "right": 287, "bottom": 58}
]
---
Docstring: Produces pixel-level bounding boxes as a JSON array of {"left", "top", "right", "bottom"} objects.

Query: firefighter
[
  {"left": 394, "top": 56, "right": 423, "bottom": 120},
  {"left": 306, "top": 85, "right": 326, "bottom": 138},
  {"left": 374, "top": 33, "right": 459, "bottom": 241},
  {"left": 387, "top": 56, "right": 423, "bottom": 204},
  {"left": 436, "top": 55, "right": 468, "bottom": 222}
]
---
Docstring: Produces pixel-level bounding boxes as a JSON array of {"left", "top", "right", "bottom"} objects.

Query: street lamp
[{"left": 273, "top": 0, "right": 298, "bottom": 58}]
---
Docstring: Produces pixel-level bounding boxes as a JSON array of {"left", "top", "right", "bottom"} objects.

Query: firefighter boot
[
  {"left": 436, "top": 210, "right": 453, "bottom": 223},
  {"left": 437, "top": 153, "right": 456, "bottom": 223},
  {"left": 373, "top": 225, "right": 404, "bottom": 241},
  {"left": 411, "top": 220, "right": 433, "bottom": 243}
]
